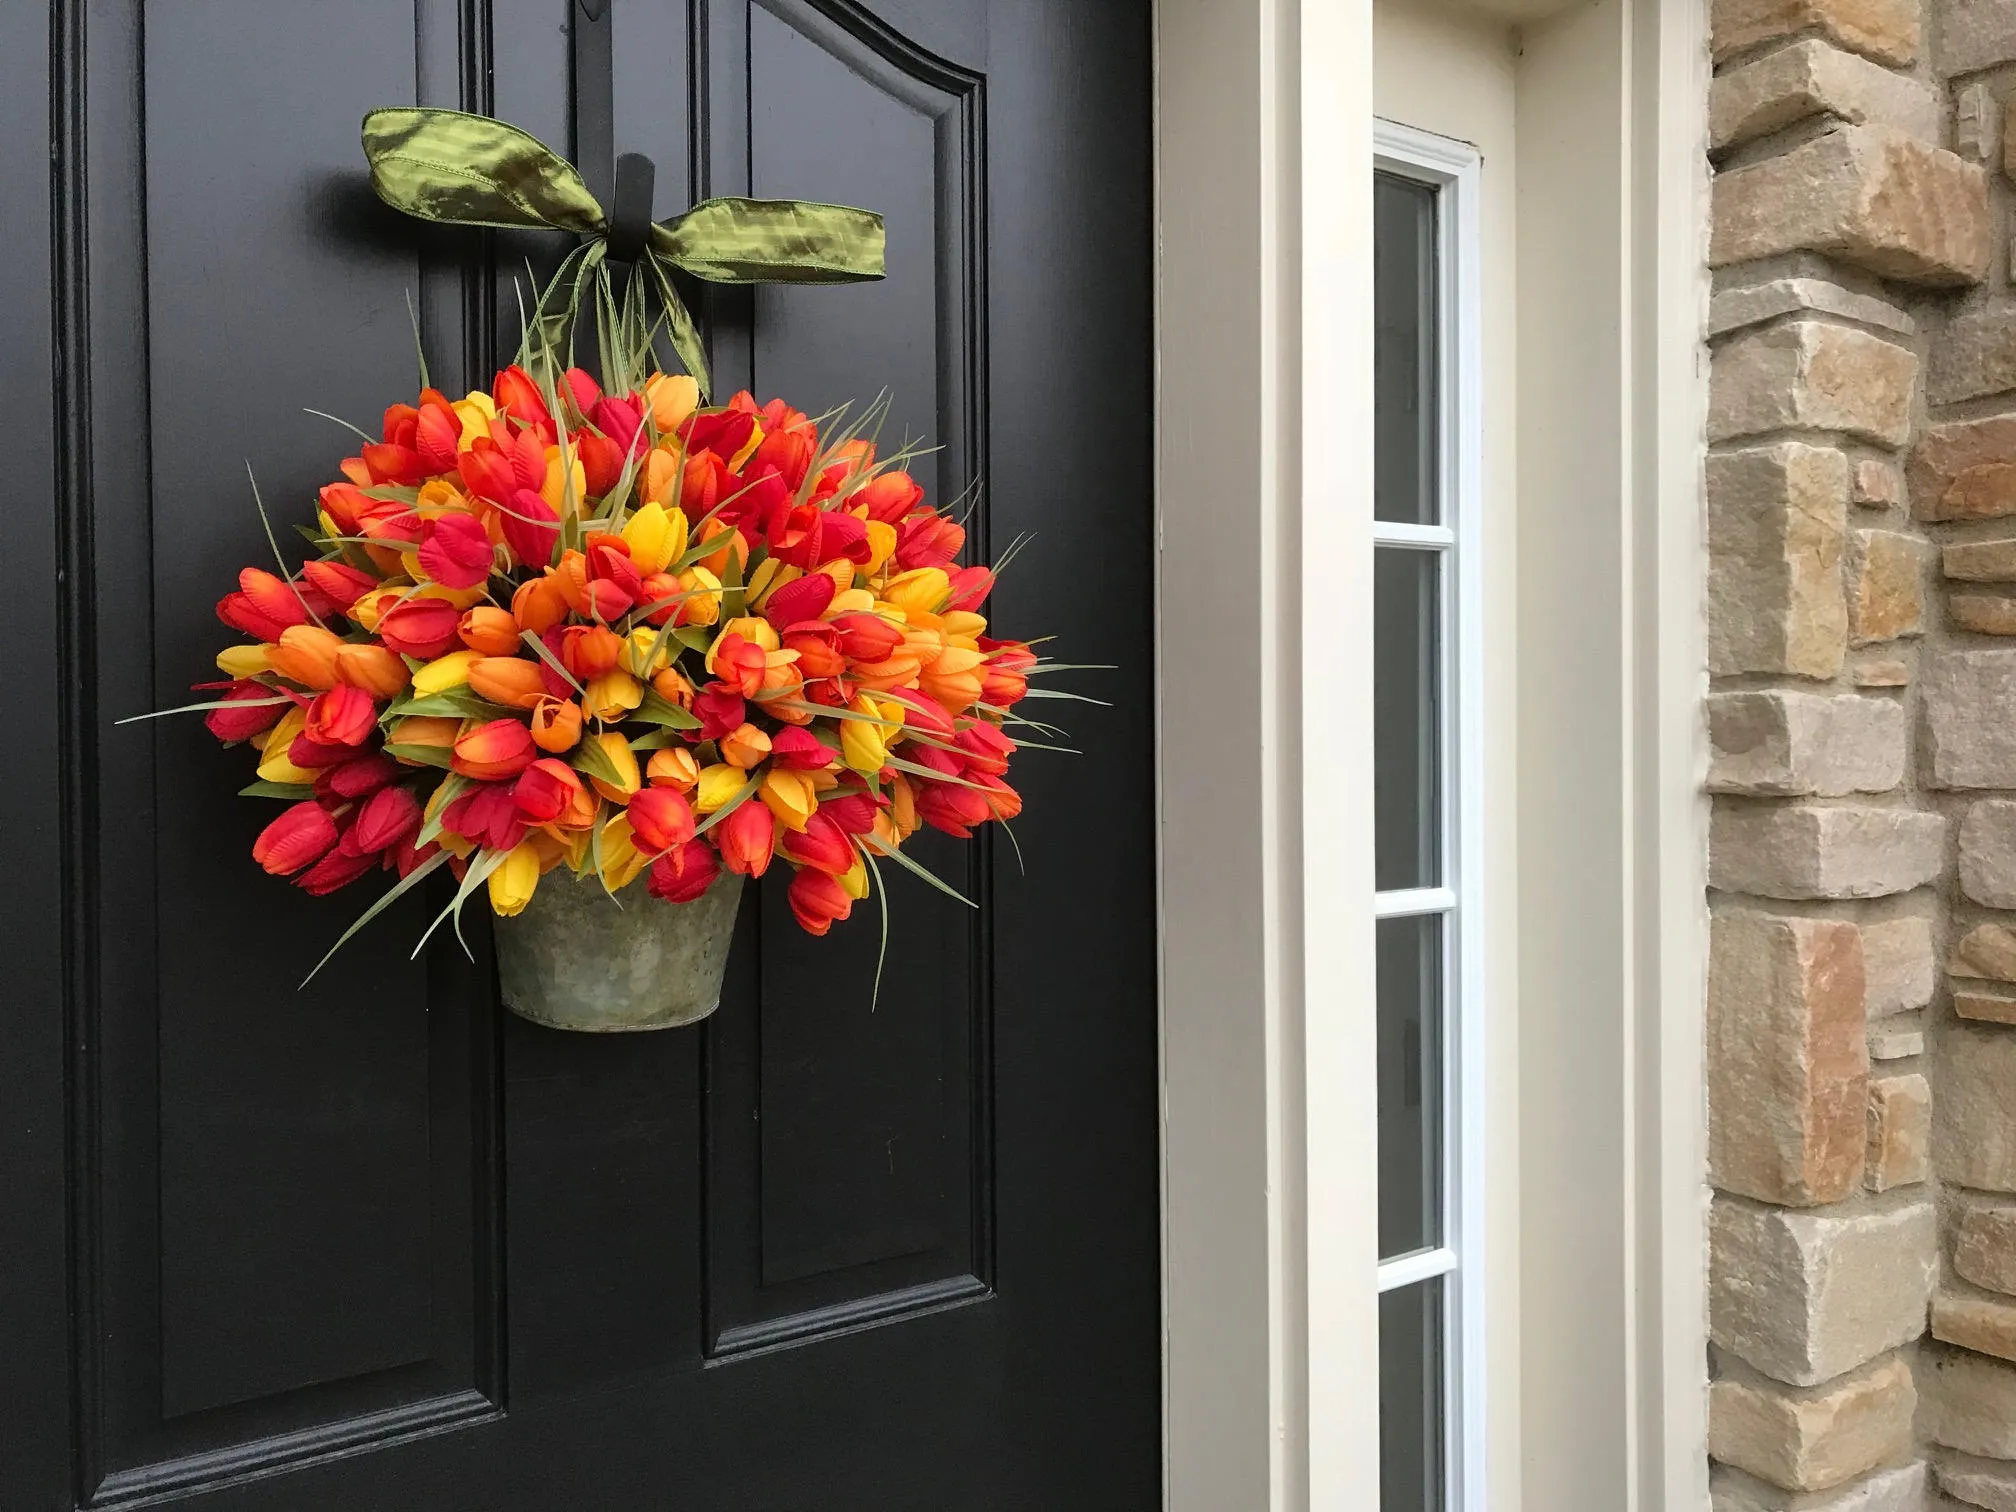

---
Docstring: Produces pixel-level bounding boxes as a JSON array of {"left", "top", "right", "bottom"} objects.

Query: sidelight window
[{"left": 1372, "top": 122, "right": 1483, "bottom": 1512}]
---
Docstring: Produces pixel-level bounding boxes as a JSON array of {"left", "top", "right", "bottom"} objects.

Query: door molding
[{"left": 1153, "top": 1, "right": 1712, "bottom": 1506}]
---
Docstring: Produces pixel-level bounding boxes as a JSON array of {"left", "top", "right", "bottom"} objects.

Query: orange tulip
[
  {"left": 265, "top": 624, "right": 344, "bottom": 690},
  {"left": 787, "top": 866, "right": 852, "bottom": 936},
  {"left": 529, "top": 696, "right": 583, "bottom": 753},
  {"left": 451, "top": 718, "right": 537, "bottom": 779},
  {"left": 560, "top": 624, "right": 623, "bottom": 681},
  {"left": 719, "top": 722, "right": 772, "bottom": 770},
  {"left": 305, "top": 685, "right": 376, "bottom": 747},
  {"left": 651, "top": 666, "right": 696, "bottom": 708},
  {"left": 333, "top": 642, "right": 411, "bottom": 698},
  {"left": 917, "top": 645, "right": 986, "bottom": 712},
  {"left": 459, "top": 605, "right": 521, "bottom": 655},
  {"left": 646, "top": 746, "right": 700, "bottom": 790},
  {"left": 389, "top": 715, "right": 461, "bottom": 755},
  {"left": 628, "top": 786, "right": 696, "bottom": 854},
  {"left": 511, "top": 574, "right": 569, "bottom": 633},
  {"left": 467, "top": 656, "right": 549, "bottom": 710}
]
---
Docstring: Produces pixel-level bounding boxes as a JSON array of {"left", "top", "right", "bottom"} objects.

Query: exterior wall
[{"left": 1700, "top": 1, "right": 2016, "bottom": 1506}]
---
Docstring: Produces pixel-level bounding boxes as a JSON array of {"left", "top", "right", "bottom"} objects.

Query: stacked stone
[{"left": 1704, "top": 1, "right": 2000, "bottom": 1507}]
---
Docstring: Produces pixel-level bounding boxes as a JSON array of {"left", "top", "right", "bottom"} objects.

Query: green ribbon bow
[{"left": 361, "top": 107, "right": 885, "bottom": 396}]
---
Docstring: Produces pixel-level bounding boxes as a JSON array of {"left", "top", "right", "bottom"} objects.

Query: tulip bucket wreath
[{"left": 131, "top": 110, "right": 1079, "bottom": 1031}]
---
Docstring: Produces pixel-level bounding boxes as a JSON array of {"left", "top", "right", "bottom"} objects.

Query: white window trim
[{"left": 1372, "top": 117, "right": 1488, "bottom": 1512}]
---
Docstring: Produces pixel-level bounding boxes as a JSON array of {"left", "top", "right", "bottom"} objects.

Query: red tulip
[
  {"left": 300, "top": 559, "right": 379, "bottom": 611},
  {"left": 629, "top": 786, "right": 697, "bottom": 854},
  {"left": 417, "top": 512, "right": 494, "bottom": 590},
  {"left": 780, "top": 811, "right": 853, "bottom": 875},
  {"left": 787, "top": 867, "right": 852, "bottom": 936},
  {"left": 318, "top": 482, "right": 375, "bottom": 534},
  {"left": 493, "top": 364, "right": 552, "bottom": 431},
  {"left": 305, "top": 685, "right": 377, "bottom": 747},
  {"left": 252, "top": 800, "right": 339, "bottom": 876},
  {"left": 716, "top": 797, "right": 775, "bottom": 877},
  {"left": 711, "top": 632, "right": 767, "bottom": 699},
  {"left": 451, "top": 718, "right": 537, "bottom": 780},
  {"left": 414, "top": 400, "right": 462, "bottom": 474},
  {"left": 458, "top": 436, "right": 521, "bottom": 503},
  {"left": 590, "top": 394, "right": 644, "bottom": 453},
  {"left": 377, "top": 596, "right": 463, "bottom": 659},
  {"left": 443, "top": 780, "right": 530, "bottom": 851},
  {"left": 562, "top": 366, "right": 603, "bottom": 416},
  {"left": 647, "top": 839, "right": 720, "bottom": 903},
  {"left": 315, "top": 751, "right": 399, "bottom": 801},
  {"left": 501, "top": 487, "right": 560, "bottom": 570},
  {"left": 511, "top": 758, "right": 583, "bottom": 824},
  {"left": 761, "top": 571, "right": 835, "bottom": 627},
  {"left": 853, "top": 469, "right": 923, "bottom": 524},
  {"left": 914, "top": 777, "right": 990, "bottom": 838},
  {"left": 287, "top": 731, "right": 357, "bottom": 770},
  {"left": 295, "top": 844, "right": 380, "bottom": 895},
  {"left": 349, "top": 784, "right": 422, "bottom": 853},
  {"left": 895, "top": 511, "right": 964, "bottom": 571},
  {"left": 361, "top": 441, "right": 427, "bottom": 486},
  {"left": 832, "top": 613, "right": 904, "bottom": 663},
  {"left": 218, "top": 567, "right": 310, "bottom": 641},
  {"left": 679, "top": 407, "right": 756, "bottom": 463},
  {"left": 944, "top": 565, "right": 994, "bottom": 613},
  {"left": 818, "top": 792, "right": 881, "bottom": 835},
  {"left": 954, "top": 721, "right": 1016, "bottom": 775},
  {"left": 576, "top": 431, "right": 625, "bottom": 497},
  {"left": 693, "top": 684, "right": 746, "bottom": 741},
  {"left": 204, "top": 681, "right": 285, "bottom": 743},
  {"left": 768, "top": 726, "right": 831, "bottom": 770}
]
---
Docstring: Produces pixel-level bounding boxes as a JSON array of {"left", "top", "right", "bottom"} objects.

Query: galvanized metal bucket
[{"left": 492, "top": 870, "right": 745, "bottom": 1032}]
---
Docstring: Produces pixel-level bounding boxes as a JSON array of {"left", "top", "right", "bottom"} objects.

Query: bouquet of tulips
[{"left": 167, "top": 354, "right": 1053, "bottom": 979}]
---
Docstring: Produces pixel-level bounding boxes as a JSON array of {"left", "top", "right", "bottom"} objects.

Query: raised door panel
[
  {"left": 696, "top": 0, "right": 995, "bottom": 1358},
  {"left": 74, "top": 3, "right": 501, "bottom": 1499}
]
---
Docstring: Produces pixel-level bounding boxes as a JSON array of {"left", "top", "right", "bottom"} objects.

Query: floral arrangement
[{"left": 177, "top": 364, "right": 1049, "bottom": 977}]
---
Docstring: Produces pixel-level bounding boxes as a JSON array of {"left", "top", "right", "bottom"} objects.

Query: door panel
[{"left": 5, "top": 1, "right": 1155, "bottom": 1507}]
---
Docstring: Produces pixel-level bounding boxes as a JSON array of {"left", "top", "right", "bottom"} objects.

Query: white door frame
[{"left": 1154, "top": 2, "right": 1712, "bottom": 1507}]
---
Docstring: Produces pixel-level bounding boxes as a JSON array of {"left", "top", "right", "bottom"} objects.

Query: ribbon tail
[
  {"left": 647, "top": 253, "right": 712, "bottom": 401},
  {"left": 649, "top": 198, "right": 885, "bottom": 285}
]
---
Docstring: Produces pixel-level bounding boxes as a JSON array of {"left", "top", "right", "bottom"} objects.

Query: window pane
[
  {"left": 1378, "top": 914, "right": 1443, "bottom": 1257},
  {"left": 1375, "top": 547, "right": 1441, "bottom": 891},
  {"left": 1380, "top": 1280, "right": 1447, "bottom": 1512},
  {"left": 1375, "top": 172, "right": 1438, "bottom": 526}
]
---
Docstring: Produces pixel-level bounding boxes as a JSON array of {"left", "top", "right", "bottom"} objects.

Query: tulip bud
[
  {"left": 759, "top": 768, "right": 818, "bottom": 832},
  {"left": 252, "top": 800, "right": 339, "bottom": 876},
  {"left": 584, "top": 669, "right": 644, "bottom": 722},
  {"left": 512, "top": 758, "right": 584, "bottom": 824},
  {"left": 377, "top": 597, "right": 463, "bottom": 659},
  {"left": 621, "top": 627, "right": 671, "bottom": 678},
  {"left": 644, "top": 372, "right": 699, "bottom": 435},
  {"left": 716, "top": 797, "right": 776, "bottom": 878},
  {"left": 647, "top": 838, "right": 720, "bottom": 903},
  {"left": 839, "top": 696, "right": 890, "bottom": 774},
  {"left": 693, "top": 763, "right": 745, "bottom": 814},
  {"left": 204, "top": 682, "right": 285, "bottom": 743},
  {"left": 787, "top": 865, "right": 851, "bottom": 936},
  {"left": 511, "top": 574, "right": 569, "bottom": 634},
  {"left": 645, "top": 746, "right": 700, "bottom": 791},
  {"left": 719, "top": 722, "right": 772, "bottom": 771},
  {"left": 333, "top": 642, "right": 412, "bottom": 698},
  {"left": 629, "top": 786, "right": 696, "bottom": 854},
  {"left": 350, "top": 784, "right": 423, "bottom": 853},
  {"left": 674, "top": 565, "right": 722, "bottom": 627},
  {"left": 487, "top": 840, "right": 543, "bottom": 917},
  {"left": 265, "top": 624, "right": 345, "bottom": 690},
  {"left": 650, "top": 666, "right": 696, "bottom": 708},
  {"left": 620, "top": 501, "right": 686, "bottom": 576},
  {"left": 410, "top": 649, "right": 482, "bottom": 698},
  {"left": 451, "top": 718, "right": 537, "bottom": 780},
  {"left": 468, "top": 656, "right": 549, "bottom": 711},
  {"left": 305, "top": 685, "right": 377, "bottom": 747},
  {"left": 584, "top": 732, "right": 641, "bottom": 804},
  {"left": 215, "top": 643, "right": 271, "bottom": 679},
  {"left": 529, "top": 696, "right": 583, "bottom": 754},
  {"left": 595, "top": 814, "right": 650, "bottom": 890},
  {"left": 459, "top": 605, "right": 521, "bottom": 656}
]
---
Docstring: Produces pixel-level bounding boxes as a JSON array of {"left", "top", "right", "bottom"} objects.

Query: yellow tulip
[
  {"left": 759, "top": 768, "right": 818, "bottom": 832},
  {"left": 347, "top": 585, "right": 405, "bottom": 631},
  {"left": 411, "top": 649, "right": 482, "bottom": 697},
  {"left": 621, "top": 626, "right": 671, "bottom": 678},
  {"left": 586, "top": 732, "right": 641, "bottom": 803},
  {"left": 413, "top": 581, "right": 487, "bottom": 611},
  {"left": 621, "top": 500, "right": 686, "bottom": 576},
  {"left": 694, "top": 763, "right": 746, "bottom": 814},
  {"left": 256, "top": 710, "right": 320, "bottom": 785},
  {"left": 540, "top": 443, "right": 588, "bottom": 516},
  {"left": 676, "top": 565, "right": 723, "bottom": 627},
  {"left": 828, "top": 587, "right": 876, "bottom": 617},
  {"left": 837, "top": 854, "right": 870, "bottom": 900},
  {"left": 881, "top": 567, "right": 951, "bottom": 617},
  {"left": 487, "top": 841, "right": 542, "bottom": 917},
  {"left": 644, "top": 372, "right": 699, "bottom": 434},
  {"left": 454, "top": 391, "right": 497, "bottom": 447},
  {"left": 840, "top": 696, "right": 891, "bottom": 774},
  {"left": 746, "top": 556, "right": 797, "bottom": 611},
  {"left": 941, "top": 610, "right": 988, "bottom": 642},
  {"left": 216, "top": 643, "right": 270, "bottom": 678},
  {"left": 585, "top": 669, "right": 644, "bottom": 721},
  {"left": 597, "top": 814, "right": 651, "bottom": 890},
  {"left": 863, "top": 521, "right": 898, "bottom": 574}
]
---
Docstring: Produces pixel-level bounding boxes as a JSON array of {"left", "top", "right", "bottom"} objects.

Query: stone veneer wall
[{"left": 1702, "top": 2, "right": 2016, "bottom": 1508}]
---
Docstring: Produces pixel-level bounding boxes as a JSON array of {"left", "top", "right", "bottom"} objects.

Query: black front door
[{"left": 1, "top": 2, "right": 1156, "bottom": 1507}]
